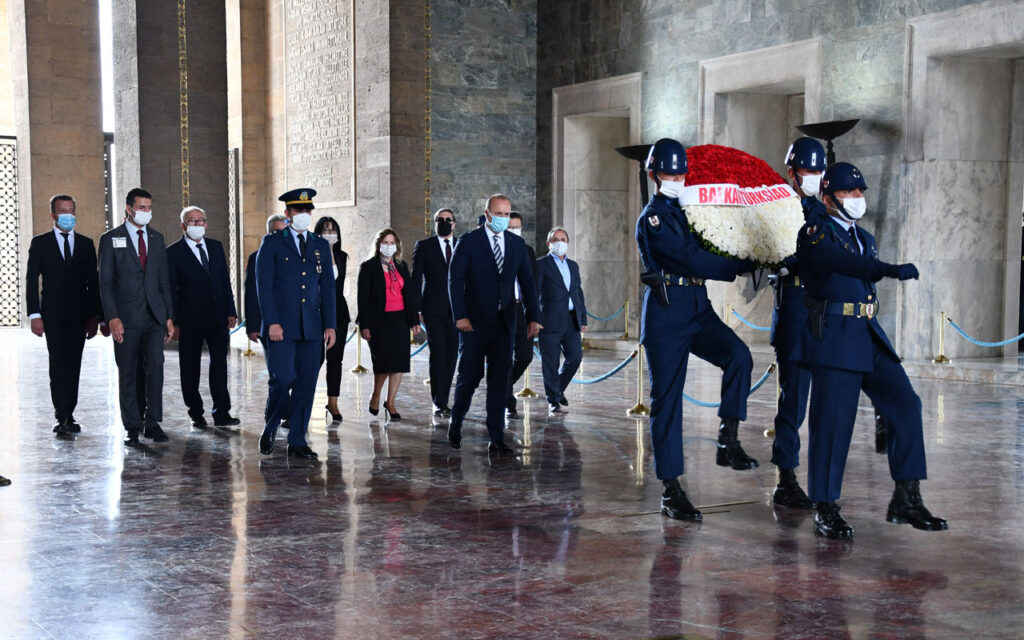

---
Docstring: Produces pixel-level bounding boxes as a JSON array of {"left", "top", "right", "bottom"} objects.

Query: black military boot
[
  {"left": 814, "top": 501, "right": 854, "bottom": 540},
  {"left": 874, "top": 409, "right": 887, "bottom": 454},
  {"left": 886, "top": 480, "right": 948, "bottom": 531},
  {"left": 661, "top": 478, "right": 702, "bottom": 521},
  {"left": 773, "top": 468, "right": 815, "bottom": 510},
  {"left": 716, "top": 419, "right": 759, "bottom": 470}
]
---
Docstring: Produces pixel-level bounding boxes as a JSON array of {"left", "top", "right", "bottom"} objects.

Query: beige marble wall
[{"left": 0, "top": 0, "right": 13, "bottom": 135}]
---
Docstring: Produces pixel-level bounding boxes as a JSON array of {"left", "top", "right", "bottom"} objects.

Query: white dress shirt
[
  {"left": 53, "top": 226, "right": 75, "bottom": 260},
  {"left": 187, "top": 236, "right": 209, "bottom": 265}
]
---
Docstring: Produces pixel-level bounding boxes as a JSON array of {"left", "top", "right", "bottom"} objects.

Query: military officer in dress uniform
[
  {"left": 636, "top": 138, "right": 758, "bottom": 522},
  {"left": 794, "top": 162, "right": 947, "bottom": 539},
  {"left": 256, "top": 188, "right": 337, "bottom": 459},
  {"left": 768, "top": 137, "right": 828, "bottom": 510}
]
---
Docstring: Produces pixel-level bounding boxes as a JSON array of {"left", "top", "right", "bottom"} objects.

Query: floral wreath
[{"left": 680, "top": 144, "right": 804, "bottom": 269}]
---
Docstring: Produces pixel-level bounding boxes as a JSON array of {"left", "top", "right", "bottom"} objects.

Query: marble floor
[{"left": 0, "top": 327, "right": 1022, "bottom": 639}]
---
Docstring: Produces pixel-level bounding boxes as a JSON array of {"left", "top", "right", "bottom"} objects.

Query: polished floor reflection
[{"left": 0, "top": 327, "right": 1022, "bottom": 639}]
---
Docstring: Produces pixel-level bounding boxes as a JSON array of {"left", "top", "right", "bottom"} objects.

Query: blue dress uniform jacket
[
  {"left": 636, "top": 194, "right": 752, "bottom": 480},
  {"left": 768, "top": 195, "right": 826, "bottom": 470},
  {"left": 793, "top": 214, "right": 927, "bottom": 503},
  {"left": 255, "top": 227, "right": 336, "bottom": 447}
]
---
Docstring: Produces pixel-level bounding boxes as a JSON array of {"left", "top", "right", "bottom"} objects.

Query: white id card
[{"left": 112, "top": 237, "right": 127, "bottom": 248}]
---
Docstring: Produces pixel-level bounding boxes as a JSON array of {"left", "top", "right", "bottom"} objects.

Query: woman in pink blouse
[{"left": 356, "top": 228, "right": 420, "bottom": 420}]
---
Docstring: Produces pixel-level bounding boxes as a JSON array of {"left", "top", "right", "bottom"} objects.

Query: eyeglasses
[{"left": 186, "top": 219, "right": 207, "bottom": 226}]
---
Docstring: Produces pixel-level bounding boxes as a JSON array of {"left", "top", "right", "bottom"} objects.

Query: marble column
[{"left": 113, "top": 0, "right": 228, "bottom": 242}]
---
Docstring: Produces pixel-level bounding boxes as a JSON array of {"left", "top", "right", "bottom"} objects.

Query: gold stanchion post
[
  {"left": 627, "top": 344, "right": 650, "bottom": 416},
  {"left": 350, "top": 332, "right": 368, "bottom": 373},
  {"left": 242, "top": 340, "right": 256, "bottom": 357},
  {"left": 933, "top": 311, "right": 951, "bottom": 364},
  {"left": 725, "top": 303, "right": 733, "bottom": 326},
  {"left": 516, "top": 354, "right": 539, "bottom": 398},
  {"left": 619, "top": 301, "right": 630, "bottom": 340}
]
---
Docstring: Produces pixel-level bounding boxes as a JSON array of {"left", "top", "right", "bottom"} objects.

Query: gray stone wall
[{"left": 429, "top": 0, "right": 539, "bottom": 246}]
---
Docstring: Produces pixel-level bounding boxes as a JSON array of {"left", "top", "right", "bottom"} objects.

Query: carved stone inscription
[{"left": 285, "top": 0, "right": 354, "bottom": 205}]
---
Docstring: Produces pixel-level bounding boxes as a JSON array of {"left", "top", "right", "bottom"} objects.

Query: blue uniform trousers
[
  {"left": 644, "top": 290, "right": 752, "bottom": 479},
  {"left": 450, "top": 311, "right": 513, "bottom": 444},
  {"left": 806, "top": 337, "right": 927, "bottom": 503},
  {"left": 771, "top": 357, "right": 811, "bottom": 470},
  {"left": 538, "top": 312, "right": 583, "bottom": 405},
  {"left": 265, "top": 338, "right": 322, "bottom": 447}
]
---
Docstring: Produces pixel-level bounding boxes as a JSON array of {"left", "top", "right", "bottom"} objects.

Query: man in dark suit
[
  {"left": 26, "top": 194, "right": 102, "bottom": 435},
  {"left": 535, "top": 227, "right": 588, "bottom": 414},
  {"left": 447, "top": 193, "right": 541, "bottom": 455},
  {"left": 98, "top": 187, "right": 175, "bottom": 445},
  {"left": 256, "top": 188, "right": 337, "bottom": 459},
  {"left": 411, "top": 207, "right": 459, "bottom": 417},
  {"left": 504, "top": 211, "right": 537, "bottom": 419},
  {"left": 168, "top": 205, "right": 240, "bottom": 429},
  {"left": 246, "top": 214, "right": 289, "bottom": 427}
]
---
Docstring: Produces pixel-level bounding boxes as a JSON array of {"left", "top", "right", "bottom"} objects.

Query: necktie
[
  {"left": 444, "top": 239, "right": 452, "bottom": 265},
  {"left": 848, "top": 226, "right": 861, "bottom": 254},
  {"left": 197, "top": 242, "right": 209, "bottom": 273},
  {"left": 492, "top": 235, "right": 503, "bottom": 273},
  {"left": 61, "top": 232, "right": 71, "bottom": 264},
  {"left": 137, "top": 229, "right": 147, "bottom": 269},
  {"left": 299, "top": 232, "right": 306, "bottom": 256}
]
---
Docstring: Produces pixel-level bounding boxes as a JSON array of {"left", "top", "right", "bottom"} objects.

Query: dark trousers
[
  {"left": 450, "top": 311, "right": 513, "bottom": 444},
  {"left": 264, "top": 338, "right": 322, "bottom": 446},
  {"left": 506, "top": 303, "right": 534, "bottom": 409},
  {"left": 44, "top": 321, "right": 86, "bottom": 422},
  {"left": 770, "top": 356, "right": 811, "bottom": 470},
  {"left": 178, "top": 325, "right": 230, "bottom": 418},
  {"left": 538, "top": 311, "right": 583, "bottom": 405},
  {"left": 645, "top": 300, "right": 752, "bottom": 479},
  {"left": 423, "top": 313, "right": 458, "bottom": 408},
  {"left": 113, "top": 320, "right": 165, "bottom": 431},
  {"left": 319, "top": 322, "right": 347, "bottom": 396},
  {"left": 806, "top": 339, "right": 927, "bottom": 503}
]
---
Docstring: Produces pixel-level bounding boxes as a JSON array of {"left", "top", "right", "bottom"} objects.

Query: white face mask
[
  {"left": 658, "top": 178, "right": 685, "bottom": 200},
  {"left": 290, "top": 213, "right": 312, "bottom": 231},
  {"left": 322, "top": 233, "right": 338, "bottom": 245},
  {"left": 131, "top": 210, "right": 152, "bottom": 226},
  {"left": 379, "top": 243, "right": 397, "bottom": 259},
  {"left": 799, "top": 174, "right": 822, "bottom": 197},
  {"left": 838, "top": 196, "right": 867, "bottom": 221},
  {"left": 549, "top": 241, "right": 568, "bottom": 257},
  {"left": 185, "top": 225, "right": 206, "bottom": 241},
  {"left": 507, "top": 227, "right": 522, "bottom": 237}
]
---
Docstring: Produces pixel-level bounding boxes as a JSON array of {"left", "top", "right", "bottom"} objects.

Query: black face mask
[{"left": 436, "top": 220, "right": 454, "bottom": 237}]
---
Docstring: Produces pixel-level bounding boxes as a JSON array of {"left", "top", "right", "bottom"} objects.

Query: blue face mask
[
  {"left": 487, "top": 214, "right": 509, "bottom": 234},
  {"left": 56, "top": 214, "right": 76, "bottom": 232}
]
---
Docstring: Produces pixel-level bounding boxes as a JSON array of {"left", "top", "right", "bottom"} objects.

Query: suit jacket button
[
  {"left": 302, "top": 298, "right": 306, "bottom": 303},
  {"left": 302, "top": 272, "right": 306, "bottom": 276},
  {"left": 302, "top": 285, "right": 306, "bottom": 289}
]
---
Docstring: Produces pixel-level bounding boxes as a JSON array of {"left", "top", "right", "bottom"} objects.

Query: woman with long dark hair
[
  {"left": 313, "top": 216, "right": 352, "bottom": 421},
  {"left": 356, "top": 228, "right": 420, "bottom": 420}
]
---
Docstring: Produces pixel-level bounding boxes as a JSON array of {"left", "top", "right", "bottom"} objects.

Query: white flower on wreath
[{"left": 684, "top": 195, "right": 804, "bottom": 266}]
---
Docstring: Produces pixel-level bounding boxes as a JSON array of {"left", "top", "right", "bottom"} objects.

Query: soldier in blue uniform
[
  {"left": 636, "top": 138, "right": 758, "bottom": 522},
  {"left": 256, "top": 188, "right": 337, "bottom": 460},
  {"left": 768, "top": 137, "right": 827, "bottom": 510},
  {"left": 795, "top": 162, "right": 947, "bottom": 539}
]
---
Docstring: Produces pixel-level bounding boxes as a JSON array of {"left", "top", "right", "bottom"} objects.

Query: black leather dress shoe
[
  {"left": 661, "top": 479, "right": 702, "bottom": 521},
  {"left": 142, "top": 425, "right": 169, "bottom": 442},
  {"left": 124, "top": 430, "right": 141, "bottom": 446},
  {"left": 442, "top": 407, "right": 452, "bottom": 417},
  {"left": 886, "top": 480, "right": 948, "bottom": 531},
  {"left": 716, "top": 419, "right": 758, "bottom": 470},
  {"left": 52, "top": 420, "right": 64, "bottom": 433},
  {"left": 190, "top": 414, "right": 208, "bottom": 428},
  {"left": 773, "top": 468, "right": 815, "bottom": 510},
  {"left": 433, "top": 407, "right": 446, "bottom": 418},
  {"left": 280, "top": 419, "right": 290, "bottom": 430},
  {"left": 548, "top": 403, "right": 562, "bottom": 414},
  {"left": 447, "top": 424, "right": 462, "bottom": 449},
  {"left": 259, "top": 430, "right": 275, "bottom": 455},
  {"left": 67, "top": 420, "right": 81, "bottom": 433},
  {"left": 53, "top": 422, "right": 73, "bottom": 436},
  {"left": 287, "top": 444, "right": 318, "bottom": 459},
  {"left": 213, "top": 413, "right": 241, "bottom": 427},
  {"left": 814, "top": 502, "right": 854, "bottom": 539},
  {"left": 559, "top": 393, "right": 569, "bottom": 407},
  {"left": 488, "top": 441, "right": 516, "bottom": 456},
  {"left": 0, "top": 475, "right": 10, "bottom": 487},
  {"left": 506, "top": 407, "right": 520, "bottom": 419}
]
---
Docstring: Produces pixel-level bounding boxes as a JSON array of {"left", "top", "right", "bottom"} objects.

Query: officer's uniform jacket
[
  {"left": 635, "top": 194, "right": 744, "bottom": 342},
  {"left": 792, "top": 215, "right": 899, "bottom": 372},
  {"left": 255, "top": 227, "right": 337, "bottom": 340},
  {"left": 770, "top": 195, "right": 827, "bottom": 354}
]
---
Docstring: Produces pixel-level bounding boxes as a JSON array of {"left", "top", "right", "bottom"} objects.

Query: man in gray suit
[{"left": 99, "top": 187, "right": 175, "bottom": 446}]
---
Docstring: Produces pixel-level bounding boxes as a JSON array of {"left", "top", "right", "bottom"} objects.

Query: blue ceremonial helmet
[
  {"left": 784, "top": 137, "right": 827, "bottom": 171},
  {"left": 645, "top": 138, "right": 688, "bottom": 175},
  {"left": 820, "top": 162, "right": 868, "bottom": 196}
]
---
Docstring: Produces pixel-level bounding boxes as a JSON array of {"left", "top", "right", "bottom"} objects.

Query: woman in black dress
[
  {"left": 357, "top": 228, "right": 420, "bottom": 420},
  {"left": 314, "top": 216, "right": 352, "bottom": 421}
]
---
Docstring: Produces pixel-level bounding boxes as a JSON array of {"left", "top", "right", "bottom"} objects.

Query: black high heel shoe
[
  {"left": 368, "top": 402, "right": 379, "bottom": 416},
  {"left": 325, "top": 405, "right": 342, "bottom": 422},
  {"left": 383, "top": 402, "right": 401, "bottom": 421}
]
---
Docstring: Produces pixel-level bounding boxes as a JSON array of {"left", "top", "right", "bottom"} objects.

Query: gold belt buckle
[
  {"left": 793, "top": 276, "right": 801, "bottom": 287},
  {"left": 842, "top": 302, "right": 854, "bottom": 316}
]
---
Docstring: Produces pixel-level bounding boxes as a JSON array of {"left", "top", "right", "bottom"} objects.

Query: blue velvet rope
[
  {"left": 586, "top": 303, "right": 626, "bottom": 322},
  {"left": 947, "top": 317, "right": 1024, "bottom": 347},
  {"left": 683, "top": 363, "right": 775, "bottom": 408},
  {"left": 731, "top": 309, "right": 770, "bottom": 332},
  {"left": 531, "top": 345, "right": 638, "bottom": 385},
  {"left": 345, "top": 327, "right": 357, "bottom": 344},
  {"left": 229, "top": 320, "right": 246, "bottom": 334}
]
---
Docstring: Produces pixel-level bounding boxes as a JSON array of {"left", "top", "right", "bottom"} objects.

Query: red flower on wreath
[{"left": 685, "top": 144, "right": 786, "bottom": 188}]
